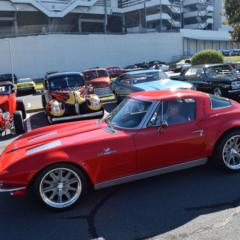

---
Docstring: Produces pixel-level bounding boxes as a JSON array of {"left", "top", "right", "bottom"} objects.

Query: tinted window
[
  {"left": 148, "top": 99, "right": 196, "bottom": 127},
  {"left": 209, "top": 95, "right": 232, "bottom": 109},
  {"left": 107, "top": 97, "right": 152, "bottom": 128},
  {"left": 49, "top": 74, "right": 85, "bottom": 91},
  {"left": 205, "top": 65, "right": 235, "bottom": 77},
  {"left": 185, "top": 68, "right": 198, "bottom": 76},
  {"left": 130, "top": 71, "right": 168, "bottom": 84}
]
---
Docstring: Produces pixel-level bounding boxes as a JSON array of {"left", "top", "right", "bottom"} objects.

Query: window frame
[{"left": 147, "top": 98, "right": 197, "bottom": 127}]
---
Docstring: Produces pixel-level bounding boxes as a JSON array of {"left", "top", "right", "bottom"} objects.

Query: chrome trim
[
  {"left": 228, "top": 89, "right": 240, "bottom": 93},
  {"left": 27, "top": 140, "right": 62, "bottom": 155},
  {"left": 0, "top": 186, "right": 26, "bottom": 193},
  {"left": 94, "top": 158, "right": 208, "bottom": 190},
  {"left": 28, "top": 131, "right": 58, "bottom": 142},
  {"left": 51, "top": 111, "right": 104, "bottom": 122}
]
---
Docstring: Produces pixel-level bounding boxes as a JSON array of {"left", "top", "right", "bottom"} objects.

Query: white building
[{"left": 0, "top": 0, "right": 230, "bottom": 35}]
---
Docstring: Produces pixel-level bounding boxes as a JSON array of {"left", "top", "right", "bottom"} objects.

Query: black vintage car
[
  {"left": 170, "top": 64, "right": 240, "bottom": 97},
  {"left": 41, "top": 72, "right": 104, "bottom": 124}
]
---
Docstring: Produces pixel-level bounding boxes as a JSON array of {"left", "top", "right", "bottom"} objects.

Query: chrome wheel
[
  {"left": 222, "top": 135, "right": 240, "bottom": 170},
  {"left": 213, "top": 88, "right": 222, "bottom": 97},
  {"left": 39, "top": 168, "right": 82, "bottom": 209}
]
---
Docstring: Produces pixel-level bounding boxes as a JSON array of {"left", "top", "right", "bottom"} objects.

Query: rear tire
[
  {"left": 17, "top": 100, "right": 26, "bottom": 119},
  {"left": 33, "top": 164, "right": 88, "bottom": 210},
  {"left": 213, "top": 130, "right": 240, "bottom": 172},
  {"left": 13, "top": 111, "right": 25, "bottom": 134}
]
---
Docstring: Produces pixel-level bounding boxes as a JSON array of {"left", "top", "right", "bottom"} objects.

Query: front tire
[
  {"left": 16, "top": 100, "right": 26, "bottom": 120},
  {"left": 213, "top": 130, "right": 240, "bottom": 171},
  {"left": 13, "top": 111, "right": 25, "bottom": 134},
  {"left": 33, "top": 164, "right": 88, "bottom": 210}
]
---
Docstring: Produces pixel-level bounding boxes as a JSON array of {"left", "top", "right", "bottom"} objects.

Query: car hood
[
  {"left": 133, "top": 79, "right": 193, "bottom": 91},
  {"left": 88, "top": 77, "right": 110, "bottom": 87},
  {"left": 4, "top": 120, "right": 106, "bottom": 154}
]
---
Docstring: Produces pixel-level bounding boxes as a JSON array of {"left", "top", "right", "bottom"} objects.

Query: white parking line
[
  {"left": 27, "top": 102, "right": 31, "bottom": 109},
  {"left": 26, "top": 114, "right": 32, "bottom": 132}
]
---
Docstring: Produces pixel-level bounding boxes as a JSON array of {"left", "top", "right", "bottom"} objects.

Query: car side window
[
  {"left": 119, "top": 75, "right": 131, "bottom": 85},
  {"left": 209, "top": 95, "right": 232, "bottom": 109},
  {"left": 163, "top": 99, "right": 196, "bottom": 125},
  {"left": 148, "top": 99, "right": 196, "bottom": 127},
  {"left": 185, "top": 68, "right": 198, "bottom": 77}
]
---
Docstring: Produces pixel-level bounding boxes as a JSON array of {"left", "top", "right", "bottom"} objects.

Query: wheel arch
[
  {"left": 213, "top": 126, "right": 240, "bottom": 153},
  {"left": 28, "top": 161, "right": 94, "bottom": 190}
]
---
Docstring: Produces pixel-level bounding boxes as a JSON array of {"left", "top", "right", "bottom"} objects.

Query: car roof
[
  {"left": 47, "top": 72, "right": 82, "bottom": 79},
  {"left": 83, "top": 68, "right": 107, "bottom": 72},
  {"left": 124, "top": 69, "right": 163, "bottom": 75},
  {"left": 130, "top": 89, "right": 208, "bottom": 101}
]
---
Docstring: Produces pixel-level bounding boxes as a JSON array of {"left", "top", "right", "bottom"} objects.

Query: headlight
[
  {"left": 91, "top": 96, "right": 100, "bottom": 106},
  {"left": 2, "top": 112, "right": 10, "bottom": 120},
  {"left": 51, "top": 101, "right": 62, "bottom": 113},
  {"left": 231, "top": 81, "right": 240, "bottom": 89}
]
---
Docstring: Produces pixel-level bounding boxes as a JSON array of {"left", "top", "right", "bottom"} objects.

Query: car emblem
[{"left": 98, "top": 147, "right": 117, "bottom": 156}]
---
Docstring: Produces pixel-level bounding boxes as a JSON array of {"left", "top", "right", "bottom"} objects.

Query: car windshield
[
  {"left": 49, "top": 75, "right": 85, "bottom": 91},
  {"left": 17, "top": 78, "right": 32, "bottom": 83},
  {"left": 84, "top": 70, "right": 108, "bottom": 80},
  {"left": 205, "top": 65, "right": 236, "bottom": 77},
  {"left": 131, "top": 71, "right": 168, "bottom": 84},
  {"left": 105, "top": 97, "right": 152, "bottom": 129},
  {"left": 0, "top": 85, "right": 12, "bottom": 95}
]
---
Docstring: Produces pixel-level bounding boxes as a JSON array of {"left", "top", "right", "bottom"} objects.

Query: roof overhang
[{"left": 180, "top": 29, "right": 231, "bottom": 41}]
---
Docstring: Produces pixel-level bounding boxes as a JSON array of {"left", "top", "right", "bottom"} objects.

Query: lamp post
[{"left": 5, "top": 39, "right": 14, "bottom": 83}]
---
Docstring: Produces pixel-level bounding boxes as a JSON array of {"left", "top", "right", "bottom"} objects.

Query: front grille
[{"left": 94, "top": 87, "right": 114, "bottom": 97}]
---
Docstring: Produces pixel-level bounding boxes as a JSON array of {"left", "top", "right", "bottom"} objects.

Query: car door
[{"left": 134, "top": 98, "right": 206, "bottom": 173}]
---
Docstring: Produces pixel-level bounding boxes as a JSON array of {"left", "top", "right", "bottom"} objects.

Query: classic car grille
[{"left": 94, "top": 87, "right": 114, "bottom": 97}]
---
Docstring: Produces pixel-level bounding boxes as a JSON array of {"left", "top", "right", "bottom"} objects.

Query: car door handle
[{"left": 192, "top": 130, "right": 204, "bottom": 136}]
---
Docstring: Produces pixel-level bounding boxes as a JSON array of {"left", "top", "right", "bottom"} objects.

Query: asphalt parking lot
[{"left": 1, "top": 94, "right": 240, "bottom": 240}]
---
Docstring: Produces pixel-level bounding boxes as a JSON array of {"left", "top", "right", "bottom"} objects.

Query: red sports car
[{"left": 1, "top": 90, "right": 240, "bottom": 210}]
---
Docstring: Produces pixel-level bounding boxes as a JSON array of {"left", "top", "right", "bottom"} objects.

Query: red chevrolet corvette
[{"left": 1, "top": 89, "right": 240, "bottom": 210}]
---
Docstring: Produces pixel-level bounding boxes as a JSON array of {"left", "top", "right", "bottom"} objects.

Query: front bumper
[
  {"left": 51, "top": 110, "right": 104, "bottom": 123},
  {"left": 0, "top": 185, "right": 26, "bottom": 193},
  {"left": 17, "top": 86, "right": 35, "bottom": 91}
]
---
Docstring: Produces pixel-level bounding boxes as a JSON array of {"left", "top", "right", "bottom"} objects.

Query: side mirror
[{"left": 158, "top": 120, "right": 168, "bottom": 133}]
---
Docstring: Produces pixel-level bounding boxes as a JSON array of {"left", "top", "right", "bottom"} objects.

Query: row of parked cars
[
  {"left": 221, "top": 49, "right": 240, "bottom": 56},
  {"left": 1, "top": 63, "right": 240, "bottom": 136},
  {"left": 3, "top": 62, "right": 240, "bottom": 210}
]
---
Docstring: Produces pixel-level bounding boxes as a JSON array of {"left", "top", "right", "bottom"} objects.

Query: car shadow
[{"left": 0, "top": 164, "right": 240, "bottom": 240}]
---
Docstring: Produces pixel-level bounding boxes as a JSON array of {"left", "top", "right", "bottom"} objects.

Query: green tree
[
  {"left": 191, "top": 50, "right": 224, "bottom": 66},
  {"left": 225, "top": 0, "right": 240, "bottom": 42}
]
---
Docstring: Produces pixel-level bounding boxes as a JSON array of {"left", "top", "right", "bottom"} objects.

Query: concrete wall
[{"left": 0, "top": 33, "right": 183, "bottom": 79}]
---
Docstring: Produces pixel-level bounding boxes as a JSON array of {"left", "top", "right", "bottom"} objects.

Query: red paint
[{"left": 1, "top": 90, "right": 240, "bottom": 197}]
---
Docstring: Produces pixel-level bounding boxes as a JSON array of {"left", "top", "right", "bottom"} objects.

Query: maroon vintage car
[
  {"left": 0, "top": 80, "right": 26, "bottom": 135},
  {"left": 83, "top": 68, "right": 116, "bottom": 102},
  {"left": 105, "top": 66, "right": 126, "bottom": 78}
]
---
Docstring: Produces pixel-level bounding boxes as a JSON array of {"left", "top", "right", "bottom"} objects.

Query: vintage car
[
  {"left": 83, "top": 68, "right": 116, "bottom": 102},
  {"left": 0, "top": 80, "right": 26, "bottom": 135},
  {"left": 105, "top": 66, "right": 126, "bottom": 78},
  {"left": 16, "top": 78, "right": 36, "bottom": 93},
  {"left": 171, "top": 64, "right": 240, "bottom": 97},
  {"left": 41, "top": 72, "right": 104, "bottom": 124},
  {"left": 1, "top": 90, "right": 240, "bottom": 210},
  {"left": 111, "top": 69, "right": 194, "bottom": 101}
]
